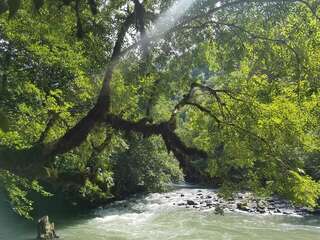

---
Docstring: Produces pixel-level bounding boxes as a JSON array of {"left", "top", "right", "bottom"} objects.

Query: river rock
[
  {"left": 37, "top": 216, "right": 59, "bottom": 240},
  {"left": 257, "top": 200, "right": 267, "bottom": 209},
  {"left": 237, "top": 202, "right": 250, "bottom": 211},
  {"left": 168, "top": 189, "right": 314, "bottom": 216},
  {"left": 275, "top": 208, "right": 282, "bottom": 213},
  {"left": 247, "top": 201, "right": 257, "bottom": 209},
  {"left": 282, "top": 209, "right": 295, "bottom": 215},
  {"left": 187, "top": 200, "right": 197, "bottom": 205},
  {"left": 215, "top": 206, "right": 224, "bottom": 215},
  {"left": 268, "top": 205, "right": 276, "bottom": 210},
  {"left": 228, "top": 203, "right": 237, "bottom": 211}
]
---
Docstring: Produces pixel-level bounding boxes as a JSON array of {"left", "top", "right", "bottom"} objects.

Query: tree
[{"left": 0, "top": 0, "right": 320, "bottom": 218}]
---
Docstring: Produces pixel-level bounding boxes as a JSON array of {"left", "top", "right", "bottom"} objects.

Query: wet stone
[
  {"left": 37, "top": 216, "right": 59, "bottom": 240},
  {"left": 237, "top": 202, "right": 250, "bottom": 211},
  {"left": 187, "top": 200, "right": 197, "bottom": 205},
  {"left": 268, "top": 205, "right": 276, "bottom": 210}
]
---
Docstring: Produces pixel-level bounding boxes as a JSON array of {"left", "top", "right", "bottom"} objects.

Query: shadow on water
[{"left": 0, "top": 191, "right": 98, "bottom": 240}]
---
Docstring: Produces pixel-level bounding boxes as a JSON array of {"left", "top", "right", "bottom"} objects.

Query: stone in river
[
  {"left": 214, "top": 206, "right": 224, "bottom": 215},
  {"left": 276, "top": 209, "right": 282, "bottom": 213},
  {"left": 237, "top": 202, "right": 250, "bottom": 211},
  {"left": 257, "top": 200, "right": 267, "bottom": 209},
  {"left": 205, "top": 200, "right": 214, "bottom": 206},
  {"left": 268, "top": 205, "right": 276, "bottom": 210},
  {"left": 187, "top": 200, "right": 197, "bottom": 205},
  {"left": 37, "top": 216, "right": 59, "bottom": 240}
]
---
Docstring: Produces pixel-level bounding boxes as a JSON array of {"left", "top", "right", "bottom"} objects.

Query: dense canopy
[{"left": 0, "top": 0, "right": 320, "bottom": 219}]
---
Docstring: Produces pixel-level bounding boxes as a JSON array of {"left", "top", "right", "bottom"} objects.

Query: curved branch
[
  {"left": 48, "top": 10, "right": 137, "bottom": 156},
  {"left": 104, "top": 114, "right": 197, "bottom": 157},
  {"left": 185, "top": 101, "right": 221, "bottom": 124}
]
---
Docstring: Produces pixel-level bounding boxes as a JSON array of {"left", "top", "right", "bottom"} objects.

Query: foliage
[
  {"left": 0, "top": 0, "right": 320, "bottom": 218},
  {"left": 0, "top": 170, "right": 52, "bottom": 219},
  {"left": 287, "top": 171, "right": 320, "bottom": 207},
  {"left": 112, "top": 135, "right": 183, "bottom": 197}
]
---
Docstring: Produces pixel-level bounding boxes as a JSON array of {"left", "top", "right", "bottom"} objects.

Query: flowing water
[{"left": 1, "top": 186, "right": 320, "bottom": 240}]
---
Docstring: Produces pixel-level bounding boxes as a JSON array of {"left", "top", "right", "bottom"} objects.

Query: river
[{"left": 1, "top": 186, "right": 320, "bottom": 240}]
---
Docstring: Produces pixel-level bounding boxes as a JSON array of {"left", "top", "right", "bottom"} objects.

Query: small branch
[
  {"left": 185, "top": 101, "right": 221, "bottom": 124},
  {"left": 37, "top": 113, "right": 58, "bottom": 144}
]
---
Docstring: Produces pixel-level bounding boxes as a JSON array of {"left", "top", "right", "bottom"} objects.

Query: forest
[{"left": 0, "top": 0, "right": 319, "bottom": 231}]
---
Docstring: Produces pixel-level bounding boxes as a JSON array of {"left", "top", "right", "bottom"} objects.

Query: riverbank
[
  {"left": 105, "top": 184, "right": 319, "bottom": 217},
  {"left": 163, "top": 187, "right": 318, "bottom": 216}
]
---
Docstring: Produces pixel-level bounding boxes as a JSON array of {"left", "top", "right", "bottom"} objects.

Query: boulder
[
  {"left": 37, "top": 216, "right": 59, "bottom": 240},
  {"left": 237, "top": 202, "right": 250, "bottom": 211}
]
